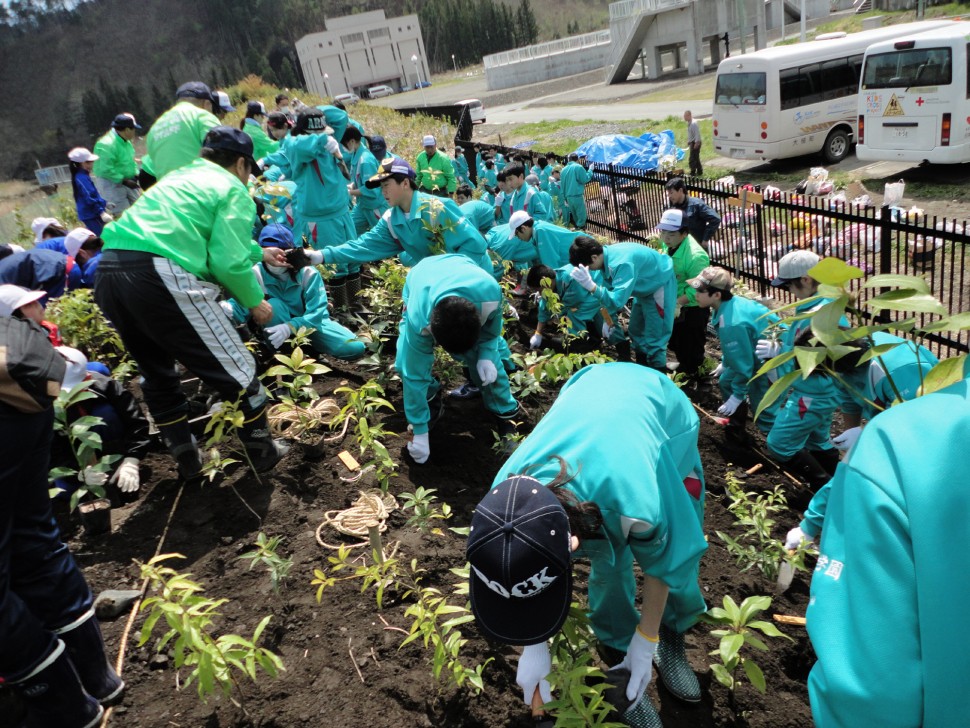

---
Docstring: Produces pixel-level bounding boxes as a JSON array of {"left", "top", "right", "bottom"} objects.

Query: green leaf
[
  {"left": 920, "top": 311, "right": 970, "bottom": 333},
  {"left": 920, "top": 356, "right": 967, "bottom": 396},
  {"left": 720, "top": 633, "right": 744, "bottom": 664},
  {"left": 863, "top": 273, "right": 931, "bottom": 294},
  {"left": 710, "top": 663, "right": 734, "bottom": 689},
  {"left": 808, "top": 258, "right": 864, "bottom": 286},
  {"left": 748, "top": 620, "right": 789, "bottom": 639},
  {"left": 793, "top": 346, "right": 829, "bottom": 378},
  {"left": 867, "top": 290, "right": 946, "bottom": 315},
  {"left": 738, "top": 595, "right": 771, "bottom": 623},
  {"left": 809, "top": 296, "right": 850, "bottom": 347},
  {"left": 754, "top": 370, "right": 801, "bottom": 422},
  {"left": 753, "top": 349, "right": 795, "bottom": 380},
  {"left": 743, "top": 659, "right": 766, "bottom": 693},
  {"left": 721, "top": 595, "right": 741, "bottom": 622},
  {"left": 857, "top": 341, "right": 903, "bottom": 365}
]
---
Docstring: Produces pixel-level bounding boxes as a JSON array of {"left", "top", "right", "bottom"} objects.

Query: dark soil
[{"left": 4, "top": 310, "right": 819, "bottom": 728}]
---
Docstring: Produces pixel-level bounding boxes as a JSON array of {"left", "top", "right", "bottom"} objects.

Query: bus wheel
[{"left": 823, "top": 129, "right": 850, "bottom": 164}]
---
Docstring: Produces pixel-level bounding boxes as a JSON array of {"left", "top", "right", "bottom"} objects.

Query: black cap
[
  {"left": 266, "top": 111, "right": 290, "bottom": 130},
  {"left": 246, "top": 100, "right": 267, "bottom": 117},
  {"left": 467, "top": 476, "right": 572, "bottom": 645},
  {"left": 111, "top": 113, "right": 141, "bottom": 130},
  {"left": 202, "top": 126, "right": 257, "bottom": 173},
  {"left": 176, "top": 81, "right": 213, "bottom": 101},
  {"left": 293, "top": 107, "right": 333, "bottom": 136},
  {"left": 368, "top": 135, "right": 387, "bottom": 160}
]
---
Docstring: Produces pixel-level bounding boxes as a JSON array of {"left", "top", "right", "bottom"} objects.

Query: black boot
[
  {"left": 238, "top": 408, "right": 290, "bottom": 473},
  {"left": 724, "top": 402, "right": 754, "bottom": 446},
  {"left": 345, "top": 271, "right": 366, "bottom": 314},
  {"left": 614, "top": 339, "right": 632, "bottom": 363},
  {"left": 328, "top": 275, "right": 349, "bottom": 315},
  {"left": 786, "top": 449, "right": 832, "bottom": 489},
  {"left": 58, "top": 613, "right": 125, "bottom": 705},
  {"left": 810, "top": 447, "right": 841, "bottom": 478},
  {"left": 13, "top": 641, "right": 103, "bottom": 728},
  {"left": 634, "top": 349, "right": 648, "bottom": 367},
  {"left": 155, "top": 415, "right": 202, "bottom": 481}
]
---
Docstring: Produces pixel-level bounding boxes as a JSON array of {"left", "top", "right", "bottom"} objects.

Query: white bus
[
  {"left": 857, "top": 23, "right": 970, "bottom": 164},
  {"left": 712, "top": 21, "right": 958, "bottom": 164}
]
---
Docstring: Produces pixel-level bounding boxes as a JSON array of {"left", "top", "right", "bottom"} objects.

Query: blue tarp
[{"left": 574, "top": 131, "right": 685, "bottom": 171}]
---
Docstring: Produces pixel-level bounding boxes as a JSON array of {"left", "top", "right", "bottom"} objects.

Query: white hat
[
  {"left": 68, "top": 147, "right": 98, "bottom": 163},
  {"left": 65, "top": 227, "right": 96, "bottom": 258},
  {"left": 656, "top": 208, "right": 685, "bottom": 232},
  {"left": 508, "top": 210, "right": 534, "bottom": 239},
  {"left": 31, "top": 217, "right": 62, "bottom": 242},
  {"left": 422, "top": 135, "right": 436, "bottom": 147},
  {"left": 772, "top": 250, "right": 820, "bottom": 287},
  {"left": 0, "top": 284, "right": 45, "bottom": 317},
  {"left": 214, "top": 91, "right": 236, "bottom": 113},
  {"left": 56, "top": 346, "right": 89, "bottom": 390}
]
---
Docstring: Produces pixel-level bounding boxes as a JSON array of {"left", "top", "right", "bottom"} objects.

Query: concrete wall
[
  {"left": 485, "top": 42, "right": 612, "bottom": 90},
  {"left": 875, "top": 0, "right": 950, "bottom": 9},
  {"left": 296, "top": 11, "right": 429, "bottom": 97}
]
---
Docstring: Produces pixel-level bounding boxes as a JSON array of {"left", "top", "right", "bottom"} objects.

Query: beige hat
[
  {"left": 772, "top": 250, "right": 820, "bottom": 287},
  {"left": 688, "top": 266, "right": 734, "bottom": 292}
]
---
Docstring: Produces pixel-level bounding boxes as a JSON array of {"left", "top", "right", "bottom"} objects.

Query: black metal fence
[{"left": 455, "top": 139, "right": 970, "bottom": 358}]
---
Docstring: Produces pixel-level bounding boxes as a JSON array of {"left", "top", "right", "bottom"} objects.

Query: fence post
[
  {"left": 754, "top": 188, "right": 767, "bottom": 299},
  {"left": 609, "top": 164, "right": 621, "bottom": 232},
  {"left": 877, "top": 205, "right": 893, "bottom": 324}
]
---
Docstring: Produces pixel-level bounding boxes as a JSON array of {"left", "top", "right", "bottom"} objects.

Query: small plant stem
[
  {"left": 348, "top": 638, "right": 365, "bottom": 684},
  {"left": 368, "top": 525, "right": 384, "bottom": 564}
]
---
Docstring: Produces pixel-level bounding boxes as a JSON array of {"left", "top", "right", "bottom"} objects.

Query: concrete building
[
  {"left": 484, "top": 31, "right": 613, "bottom": 91},
  {"left": 296, "top": 10, "right": 430, "bottom": 98}
]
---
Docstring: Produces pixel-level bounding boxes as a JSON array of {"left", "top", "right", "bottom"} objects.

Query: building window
[
  {"left": 329, "top": 42, "right": 332, "bottom": 46},
  {"left": 407, "top": 25, "right": 411, "bottom": 30},
  {"left": 341, "top": 32, "right": 364, "bottom": 46},
  {"left": 368, "top": 27, "right": 390, "bottom": 41}
]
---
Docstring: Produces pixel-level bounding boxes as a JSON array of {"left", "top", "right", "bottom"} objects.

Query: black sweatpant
[
  {"left": 94, "top": 250, "right": 266, "bottom": 424},
  {"left": 668, "top": 305, "right": 710, "bottom": 377}
]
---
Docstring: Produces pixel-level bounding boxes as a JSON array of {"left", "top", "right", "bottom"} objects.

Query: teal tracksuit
[
  {"left": 547, "top": 178, "right": 565, "bottom": 220},
  {"left": 799, "top": 332, "right": 938, "bottom": 538},
  {"left": 460, "top": 199, "right": 496, "bottom": 237},
  {"left": 286, "top": 133, "right": 356, "bottom": 275},
  {"left": 452, "top": 155, "right": 471, "bottom": 187},
  {"left": 510, "top": 183, "right": 549, "bottom": 221},
  {"left": 493, "top": 363, "right": 707, "bottom": 649},
  {"left": 765, "top": 298, "right": 844, "bottom": 460},
  {"left": 532, "top": 164, "right": 552, "bottom": 190},
  {"left": 591, "top": 243, "right": 677, "bottom": 368},
  {"left": 396, "top": 255, "right": 517, "bottom": 434},
  {"left": 560, "top": 161, "right": 594, "bottom": 228},
  {"left": 713, "top": 295, "right": 783, "bottom": 432},
  {"left": 494, "top": 191, "right": 511, "bottom": 224},
  {"left": 487, "top": 220, "right": 580, "bottom": 271},
  {"left": 348, "top": 145, "right": 388, "bottom": 235},
  {"left": 806, "top": 378, "right": 970, "bottom": 728},
  {"left": 322, "top": 190, "right": 491, "bottom": 273},
  {"left": 229, "top": 264, "right": 365, "bottom": 360},
  {"left": 537, "top": 265, "right": 623, "bottom": 342}
]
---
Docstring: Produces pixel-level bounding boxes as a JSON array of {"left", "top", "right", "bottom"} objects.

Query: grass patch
[
  {"left": 630, "top": 75, "right": 716, "bottom": 104},
  {"left": 776, "top": 3, "right": 970, "bottom": 44},
  {"left": 863, "top": 179, "right": 970, "bottom": 204}
]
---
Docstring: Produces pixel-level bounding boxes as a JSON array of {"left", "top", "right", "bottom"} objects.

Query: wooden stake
[
  {"left": 773, "top": 614, "right": 806, "bottom": 626},
  {"left": 337, "top": 450, "right": 360, "bottom": 471}
]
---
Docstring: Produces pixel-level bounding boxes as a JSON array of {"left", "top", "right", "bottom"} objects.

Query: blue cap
[
  {"left": 365, "top": 158, "right": 416, "bottom": 189},
  {"left": 258, "top": 223, "right": 294, "bottom": 250},
  {"left": 202, "top": 126, "right": 256, "bottom": 171},
  {"left": 111, "top": 113, "right": 141, "bottom": 130},
  {"left": 176, "top": 81, "right": 213, "bottom": 100}
]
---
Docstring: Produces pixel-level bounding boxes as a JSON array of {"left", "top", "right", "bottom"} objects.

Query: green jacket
[
  {"left": 242, "top": 119, "right": 280, "bottom": 161},
  {"left": 146, "top": 101, "right": 220, "bottom": 179},
  {"left": 665, "top": 234, "right": 710, "bottom": 306},
  {"left": 101, "top": 158, "right": 263, "bottom": 308},
  {"left": 415, "top": 149, "right": 457, "bottom": 194},
  {"left": 92, "top": 129, "right": 137, "bottom": 182}
]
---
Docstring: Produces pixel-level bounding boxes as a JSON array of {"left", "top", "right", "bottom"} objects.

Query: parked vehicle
[
  {"left": 334, "top": 92, "right": 361, "bottom": 105},
  {"left": 367, "top": 85, "right": 395, "bottom": 99},
  {"left": 456, "top": 98, "right": 486, "bottom": 125}
]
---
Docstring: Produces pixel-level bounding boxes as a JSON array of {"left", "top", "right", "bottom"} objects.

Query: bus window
[
  {"left": 821, "top": 58, "right": 850, "bottom": 99},
  {"left": 862, "top": 47, "right": 952, "bottom": 89},
  {"left": 715, "top": 72, "right": 766, "bottom": 105}
]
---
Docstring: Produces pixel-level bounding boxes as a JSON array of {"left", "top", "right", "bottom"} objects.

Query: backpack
[{"left": 0, "top": 317, "right": 66, "bottom": 414}]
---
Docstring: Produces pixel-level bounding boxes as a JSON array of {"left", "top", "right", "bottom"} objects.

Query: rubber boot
[
  {"left": 810, "top": 447, "right": 841, "bottom": 478},
  {"left": 604, "top": 667, "right": 663, "bottom": 728},
  {"left": 13, "top": 641, "right": 103, "bottom": 728},
  {"left": 614, "top": 339, "right": 632, "bottom": 363},
  {"left": 328, "top": 276, "right": 349, "bottom": 315},
  {"left": 58, "top": 612, "right": 125, "bottom": 705},
  {"left": 786, "top": 449, "right": 832, "bottom": 489},
  {"left": 238, "top": 408, "right": 290, "bottom": 473},
  {"left": 155, "top": 415, "right": 202, "bottom": 481},
  {"left": 634, "top": 349, "right": 649, "bottom": 367},
  {"left": 653, "top": 624, "right": 701, "bottom": 703},
  {"left": 724, "top": 402, "right": 754, "bottom": 446}
]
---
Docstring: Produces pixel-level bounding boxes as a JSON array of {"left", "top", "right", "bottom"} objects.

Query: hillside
[{"left": 0, "top": 0, "right": 610, "bottom": 180}]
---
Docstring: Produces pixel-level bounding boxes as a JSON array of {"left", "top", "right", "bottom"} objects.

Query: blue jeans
[{"left": 0, "top": 406, "right": 93, "bottom": 681}]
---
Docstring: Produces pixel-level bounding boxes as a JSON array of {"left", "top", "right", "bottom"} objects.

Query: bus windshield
[
  {"left": 862, "top": 47, "right": 952, "bottom": 89},
  {"left": 715, "top": 72, "right": 767, "bottom": 105}
]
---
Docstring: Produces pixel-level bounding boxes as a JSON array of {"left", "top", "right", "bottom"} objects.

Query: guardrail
[
  {"left": 609, "top": 0, "right": 691, "bottom": 22},
  {"left": 484, "top": 30, "right": 611, "bottom": 69},
  {"left": 35, "top": 164, "right": 71, "bottom": 187}
]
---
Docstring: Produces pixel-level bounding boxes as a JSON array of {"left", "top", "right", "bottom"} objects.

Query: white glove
[
  {"left": 717, "top": 395, "right": 743, "bottom": 416},
  {"left": 110, "top": 457, "right": 141, "bottom": 493},
  {"left": 711, "top": 362, "right": 724, "bottom": 377},
  {"left": 516, "top": 642, "right": 553, "bottom": 706},
  {"left": 219, "top": 301, "right": 235, "bottom": 318},
  {"left": 755, "top": 339, "right": 782, "bottom": 360},
  {"left": 529, "top": 332, "right": 543, "bottom": 349},
  {"left": 612, "top": 629, "right": 658, "bottom": 702},
  {"left": 601, "top": 322, "right": 613, "bottom": 339},
  {"left": 266, "top": 323, "right": 291, "bottom": 349},
  {"left": 831, "top": 426, "right": 862, "bottom": 452},
  {"left": 569, "top": 264, "right": 596, "bottom": 292},
  {"left": 80, "top": 466, "right": 108, "bottom": 487},
  {"left": 325, "top": 135, "right": 341, "bottom": 156},
  {"left": 785, "top": 526, "right": 811, "bottom": 551},
  {"left": 99, "top": 211, "right": 113, "bottom": 223},
  {"left": 407, "top": 432, "right": 430, "bottom": 464},
  {"left": 307, "top": 249, "right": 324, "bottom": 265},
  {"left": 476, "top": 359, "right": 498, "bottom": 387},
  {"left": 506, "top": 303, "right": 520, "bottom": 321}
]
